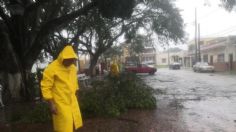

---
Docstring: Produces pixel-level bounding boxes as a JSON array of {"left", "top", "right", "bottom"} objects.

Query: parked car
[
  {"left": 125, "top": 64, "right": 157, "bottom": 75},
  {"left": 193, "top": 62, "right": 214, "bottom": 72},
  {"left": 142, "top": 61, "right": 155, "bottom": 68},
  {"left": 169, "top": 62, "right": 181, "bottom": 70}
]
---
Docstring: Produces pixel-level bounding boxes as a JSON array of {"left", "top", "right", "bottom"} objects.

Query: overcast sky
[
  {"left": 164, "top": 0, "right": 236, "bottom": 50},
  {"left": 177, "top": 0, "right": 236, "bottom": 38}
]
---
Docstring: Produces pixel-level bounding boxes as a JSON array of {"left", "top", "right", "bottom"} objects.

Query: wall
[
  {"left": 156, "top": 52, "right": 168, "bottom": 65},
  {"left": 213, "top": 62, "right": 228, "bottom": 72},
  {"left": 233, "top": 62, "right": 236, "bottom": 70},
  {"left": 156, "top": 51, "right": 187, "bottom": 66},
  {"left": 200, "top": 38, "right": 236, "bottom": 72}
]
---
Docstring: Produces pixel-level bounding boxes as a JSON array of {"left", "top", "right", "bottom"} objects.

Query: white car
[{"left": 193, "top": 62, "right": 214, "bottom": 73}]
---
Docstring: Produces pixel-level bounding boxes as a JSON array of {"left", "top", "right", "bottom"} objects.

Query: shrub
[
  {"left": 10, "top": 73, "right": 156, "bottom": 123},
  {"left": 79, "top": 73, "right": 157, "bottom": 117},
  {"left": 10, "top": 102, "right": 51, "bottom": 123},
  {"left": 23, "top": 102, "right": 51, "bottom": 123}
]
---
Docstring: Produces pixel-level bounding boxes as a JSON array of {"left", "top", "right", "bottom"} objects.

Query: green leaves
[
  {"left": 150, "top": 0, "right": 184, "bottom": 43},
  {"left": 123, "top": 0, "right": 184, "bottom": 49},
  {"left": 79, "top": 73, "right": 157, "bottom": 117},
  {"left": 10, "top": 103, "right": 51, "bottom": 123},
  {"left": 93, "top": 0, "right": 135, "bottom": 19},
  {"left": 130, "top": 34, "right": 146, "bottom": 55},
  {"left": 104, "top": 46, "right": 123, "bottom": 58},
  {"left": 221, "top": 0, "right": 236, "bottom": 11}
]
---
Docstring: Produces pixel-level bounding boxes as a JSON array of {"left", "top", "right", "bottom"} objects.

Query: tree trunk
[
  {"left": 0, "top": 29, "right": 31, "bottom": 102},
  {"left": 20, "top": 69, "right": 32, "bottom": 101},
  {"left": 88, "top": 54, "right": 100, "bottom": 77},
  {"left": 7, "top": 73, "right": 22, "bottom": 100},
  {"left": 0, "top": 63, "right": 33, "bottom": 104}
]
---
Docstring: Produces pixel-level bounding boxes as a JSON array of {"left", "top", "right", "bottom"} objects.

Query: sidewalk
[
  {"left": 180, "top": 67, "right": 236, "bottom": 75},
  {"left": 217, "top": 70, "right": 236, "bottom": 75},
  {"left": 0, "top": 109, "right": 182, "bottom": 132}
]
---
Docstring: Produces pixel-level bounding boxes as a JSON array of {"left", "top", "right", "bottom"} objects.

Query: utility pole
[
  {"left": 195, "top": 8, "right": 198, "bottom": 64},
  {"left": 198, "top": 23, "right": 201, "bottom": 62},
  {"left": 167, "top": 42, "right": 170, "bottom": 67}
]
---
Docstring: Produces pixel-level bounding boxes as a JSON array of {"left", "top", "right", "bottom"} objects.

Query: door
[
  {"left": 136, "top": 64, "right": 142, "bottom": 73},
  {"left": 210, "top": 56, "right": 213, "bottom": 65},
  {"left": 141, "top": 64, "right": 148, "bottom": 73},
  {"left": 229, "top": 54, "right": 233, "bottom": 70}
]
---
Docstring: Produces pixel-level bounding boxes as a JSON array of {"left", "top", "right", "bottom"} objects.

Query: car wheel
[{"left": 149, "top": 71, "right": 155, "bottom": 75}]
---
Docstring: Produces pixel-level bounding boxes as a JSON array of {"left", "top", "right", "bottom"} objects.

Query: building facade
[
  {"left": 188, "top": 36, "right": 236, "bottom": 71},
  {"left": 156, "top": 50, "right": 190, "bottom": 67},
  {"left": 120, "top": 43, "right": 156, "bottom": 65},
  {"left": 140, "top": 47, "right": 156, "bottom": 64}
]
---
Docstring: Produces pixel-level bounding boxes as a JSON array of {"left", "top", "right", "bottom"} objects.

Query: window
[
  {"left": 162, "top": 58, "right": 166, "bottom": 63},
  {"left": 203, "top": 54, "right": 208, "bottom": 62},
  {"left": 217, "top": 54, "right": 225, "bottom": 62},
  {"left": 150, "top": 57, "right": 154, "bottom": 61}
]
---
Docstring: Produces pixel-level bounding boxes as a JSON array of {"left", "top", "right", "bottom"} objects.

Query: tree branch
[
  {"left": 24, "top": 2, "right": 96, "bottom": 67},
  {"left": 77, "top": 39, "right": 93, "bottom": 55},
  {"left": 0, "top": 7, "right": 12, "bottom": 30},
  {"left": 78, "top": 48, "right": 89, "bottom": 53},
  {"left": 25, "top": 0, "right": 49, "bottom": 13},
  {"left": 105, "top": 25, "right": 126, "bottom": 50},
  {"left": 41, "top": 2, "right": 96, "bottom": 34},
  {"left": 69, "top": 26, "right": 86, "bottom": 44},
  {"left": 0, "top": 7, "right": 9, "bottom": 21}
]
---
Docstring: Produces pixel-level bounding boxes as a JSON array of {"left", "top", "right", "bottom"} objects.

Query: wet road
[
  {"left": 142, "top": 68, "right": 236, "bottom": 132},
  {"left": 1, "top": 68, "right": 236, "bottom": 132}
]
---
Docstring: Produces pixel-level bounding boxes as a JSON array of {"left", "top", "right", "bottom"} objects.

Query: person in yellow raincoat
[
  {"left": 41, "top": 45, "right": 82, "bottom": 132},
  {"left": 110, "top": 60, "right": 120, "bottom": 77}
]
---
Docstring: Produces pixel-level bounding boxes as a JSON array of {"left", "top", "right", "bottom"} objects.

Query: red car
[{"left": 125, "top": 64, "right": 157, "bottom": 75}]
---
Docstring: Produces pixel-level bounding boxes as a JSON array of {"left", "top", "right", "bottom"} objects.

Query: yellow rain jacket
[
  {"left": 41, "top": 46, "right": 82, "bottom": 132},
  {"left": 110, "top": 62, "right": 120, "bottom": 77}
]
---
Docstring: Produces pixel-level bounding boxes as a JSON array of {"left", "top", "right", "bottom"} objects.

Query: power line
[
  {"left": 185, "top": 8, "right": 219, "bottom": 25},
  {"left": 212, "top": 29, "right": 236, "bottom": 37},
  {"left": 189, "top": 25, "right": 236, "bottom": 41},
  {"left": 203, "top": 25, "right": 236, "bottom": 37}
]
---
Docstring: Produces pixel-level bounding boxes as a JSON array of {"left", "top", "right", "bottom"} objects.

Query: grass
[
  {"left": 225, "top": 70, "right": 236, "bottom": 75},
  {"left": 156, "top": 65, "right": 168, "bottom": 68}
]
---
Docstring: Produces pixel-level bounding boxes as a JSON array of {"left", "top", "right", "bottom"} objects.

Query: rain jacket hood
[
  {"left": 41, "top": 45, "right": 82, "bottom": 132},
  {"left": 56, "top": 45, "right": 78, "bottom": 64}
]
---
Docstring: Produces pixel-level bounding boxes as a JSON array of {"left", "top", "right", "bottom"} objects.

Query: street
[
  {"left": 1, "top": 68, "right": 236, "bottom": 132},
  {"left": 79, "top": 69, "right": 236, "bottom": 132},
  {"left": 141, "top": 68, "right": 236, "bottom": 132}
]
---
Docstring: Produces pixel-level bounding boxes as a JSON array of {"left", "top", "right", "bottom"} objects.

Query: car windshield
[
  {"left": 142, "top": 64, "right": 148, "bottom": 67},
  {"left": 200, "top": 63, "right": 209, "bottom": 66}
]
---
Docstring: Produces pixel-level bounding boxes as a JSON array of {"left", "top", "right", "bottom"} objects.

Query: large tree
[
  {"left": 0, "top": 0, "right": 136, "bottom": 100},
  {"left": 44, "top": 0, "right": 185, "bottom": 76},
  {"left": 0, "top": 0, "right": 184, "bottom": 100},
  {"left": 42, "top": 9, "right": 127, "bottom": 76}
]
